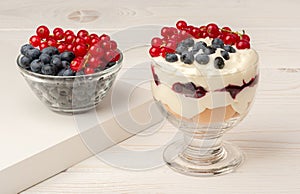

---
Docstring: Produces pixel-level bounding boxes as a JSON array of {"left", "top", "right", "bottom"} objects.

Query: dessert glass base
[
  {"left": 164, "top": 140, "right": 243, "bottom": 176},
  {"left": 155, "top": 99, "right": 245, "bottom": 176}
]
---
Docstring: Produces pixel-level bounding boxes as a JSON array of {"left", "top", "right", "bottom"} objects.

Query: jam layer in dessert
[{"left": 152, "top": 74, "right": 259, "bottom": 100}]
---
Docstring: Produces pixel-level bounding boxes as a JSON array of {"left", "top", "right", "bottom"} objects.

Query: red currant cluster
[
  {"left": 29, "top": 26, "right": 120, "bottom": 74},
  {"left": 149, "top": 20, "right": 251, "bottom": 57}
]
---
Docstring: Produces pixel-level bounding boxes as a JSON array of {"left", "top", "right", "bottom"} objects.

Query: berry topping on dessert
[
  {"left": 149, "top": 20, "right": 254, "bottom": 70},
  {"left": 18, "top": 26, "right": 121, "bottom": 76}
]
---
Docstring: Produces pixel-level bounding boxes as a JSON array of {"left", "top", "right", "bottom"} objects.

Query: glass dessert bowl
[
  {"left": 17, "top": 26, "right": 122, "bottom": 113},
  {"left": 150, "top": 21, "right": 259, "bottom": 176},
  {"left": 17, "top": 54, "right": 122, "bottom": 113}
]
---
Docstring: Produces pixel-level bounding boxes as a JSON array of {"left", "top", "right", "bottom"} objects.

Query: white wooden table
[{"left": 1, "top": 0, "right": 299, "bottom": 193}]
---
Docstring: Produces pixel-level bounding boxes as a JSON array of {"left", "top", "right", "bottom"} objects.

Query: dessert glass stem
[{"left": 180, "top": 132, "right": 225, "bottom": 165}]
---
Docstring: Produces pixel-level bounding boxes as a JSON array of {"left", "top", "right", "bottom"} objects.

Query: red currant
[
  {"left": 221, "top": 27, "right": 232, "bottom": 34},
  {"left": 64, "top": 30, "right": 75, "bottom": 37},
  {"left": 165, "top": 40, "right": 177, "bottom": 51},
  {"left": 74, "top": 44, "right": 88, "bottom": 57},
  {"left": 99, "top": 34, "right": 110, "bottom": 42},
  {"left": 169, "top": 27, "right": 178, "bottom": 35},
  {"left": 39, "top": 42, "right": 48, "bottom": 50},
  {"left": 53, "top": 28, "right": 64, "bottom": 40},
  {"left": 57, "top": 43, "right": 67, "bottom": 53},
  {"left": 89, "top": 45, "right": 104, "bottom": 57},
  {"left": 65, "top": 34, "right": 75, "bottom": 44},
  {"left": 70, "top": 59, "right": 83, "bottom": 72},
  {"left": 223, "top": 34, "right": 236, "bottom": 45},
  {"left": 83, "top": 35, "right": 91, "bottom": 45},
  {"left": 161, "top": 27, "right": 171, "bottom": 37},
  {"left": 47, "top": 38, "right": 57, "bottom": 47},
  {"left": 84, "top": 67, "right": 95, "bottom": 75},
  {"left": 110, "top": 40, "right": 118, "bottom": 50},
  {"left": 36, "top": 25, "right": 50, "bottom": 39},
  {"left": 231, "top": 33, "right": 240, "bottom": 42},
  {"left": 151, "top": 37, "right": 163, "bottom": 47},
  {"left": 199, "top": 26, "right": 208, "bottom": 38},
  {"left": 74, "top": 37, "right": 85, "bottom": 45},
  {"left": 90, "top": 38, "right": 99, "bottom": 45},
  {"left": 241, "top": 34, "right": 250, "bottom": 42},
  {"left": 104, "top": 50, "right": 120, "bottom": 62},
  {"left": 206, "top": 23, "right": 220, "bottom": 38},
  {"left": 88, "top": 57, "right": 100, "bottom": 68},
  {"left": 236, "top": 40, "right": 250, "bottom": 49},
  {"left": 101, "top": 41, "right": 111, "bottom": 50},
  {"left": 160, "top": 47, "right": 173, "bottom": 58},
  {"left": 178, "top": 30, "right": 190, "bottom": 40},
  {"left": 149, "top": 46, "right": 160, "bottom": 57},
  {"left": 169, "top": 34, "right": 180, "bottom": 43},
  {"left": 89, "top": 33, "right": 98, "bottom": 39},
  {"left": 184, "top": 25, "right": 193, "bottom": 34},
  {"left": 66, "top": 44, "right": 74, "bottom": 51},
  {"left": 77, "top": 30, "right": 89, "bottom": 38},
  {"left": 29, "top": 35, "right": 41, "bottom": 47},
  {"left": 191, "top": 27, "right": 201, "bottom": 39},
  {"left": 176, "top": 20, "right": 187, "bottom": 30}
]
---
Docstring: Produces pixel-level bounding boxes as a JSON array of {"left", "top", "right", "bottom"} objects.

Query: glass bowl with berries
[
  {"left": 149, "top": 20, "right": 259, "bottom": 176},
  {"left": 17, "top": 26, "right": 122, "bottom": 113}
]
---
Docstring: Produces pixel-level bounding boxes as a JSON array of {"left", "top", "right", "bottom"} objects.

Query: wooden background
[{"left": 1, "top": 0, "right": 299, "bottom": 193}]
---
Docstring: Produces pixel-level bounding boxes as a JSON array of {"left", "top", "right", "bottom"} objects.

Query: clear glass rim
[{"left": 16, "top": 51, "right": 123, "bottom": 80}]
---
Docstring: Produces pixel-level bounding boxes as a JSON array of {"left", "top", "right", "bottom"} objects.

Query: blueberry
[
  {"left": 50, "top": 57, "right": 63, "bottom": 69},
  {"left": 39, "top": 53, "right": 51, "bottom": 64},
  {"left": 50, "top": 63, "right": 58, "bottom": 73},
  {"left": 76, "top": 70, "right": 85, "bottom": 76},
  {"left": 175, "top": 45, "right": 188, "bottom": 54},
  {"left": 61, "top": 61, "right": 70, "bottom": 68},
  {"left": 195, "top": 54, "right": 210, "bottom": 65},
  {"left": 52, "top": 54, "right": 60, "bottom": 59},
  {"left": 224, "top": 45, "right": 236, "bottom": 53},
  {"left": 42, "top": 47, "right": 59, "bottom": 56},
  {"left": 57, "top": 68, "right": 66, "bottom": 76},
  {"left": 172, "top": 83, "right": 184, "bottom": 93},
  {"left": 41, "top": 64, "right": 56, "bottom": 75},
  {"left": 165, "top": 53, "right": 178, "bottom": 62},
  {"left": 106, "top": 61, "right": 116, "bottom": 69},
  {"left": 212, "top": 38, "right": 224, "bottom": 48},
  {"left": 192, "top": 41, "right": 207, "bottom": 52},
  {"left": 63, "top": 68, "right": 75, "bottom": 76},
  {"left": 180, "top": 52, "right": 194, "bottom": 64},
  {"left": 30, "top": 59, "right": 43, "bottom": 73},
  {"left": 214, "top": 57, "right": 225, "bottom": 69},
  {"left": 60, "top": 51, "right": 75, "bottom": 62},
  {"left": 19, "top": 56, "right": 32, "bottom": 69},
  {"left": 182, "top": 38, "right": 194, "bottom": 47},
  {"left": 94, "top": 67, "right": 102, "bottom": 73},
  {"left": 20, "top": 44, "right": 34, "bottom": 56},
  {"left": 203, "top": 46, "right": 216, "bottom": 55},
  {"left": 184, "top": 82, "right": 196, "bottom": 93},
  {"left": 26, "top": 48, "right": 41, "bottom": 60},
  {"left": 221, "top": 50, "right": 230, "bottom": 60}
]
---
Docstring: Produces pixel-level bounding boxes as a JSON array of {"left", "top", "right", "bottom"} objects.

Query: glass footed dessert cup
[{"left": 151, "top": 54, "right": 259, "bottom": 176}]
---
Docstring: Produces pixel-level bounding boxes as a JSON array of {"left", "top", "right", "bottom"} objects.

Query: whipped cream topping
[{"left": 153, "top": 37, "right": 259, "bottom": 88}]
